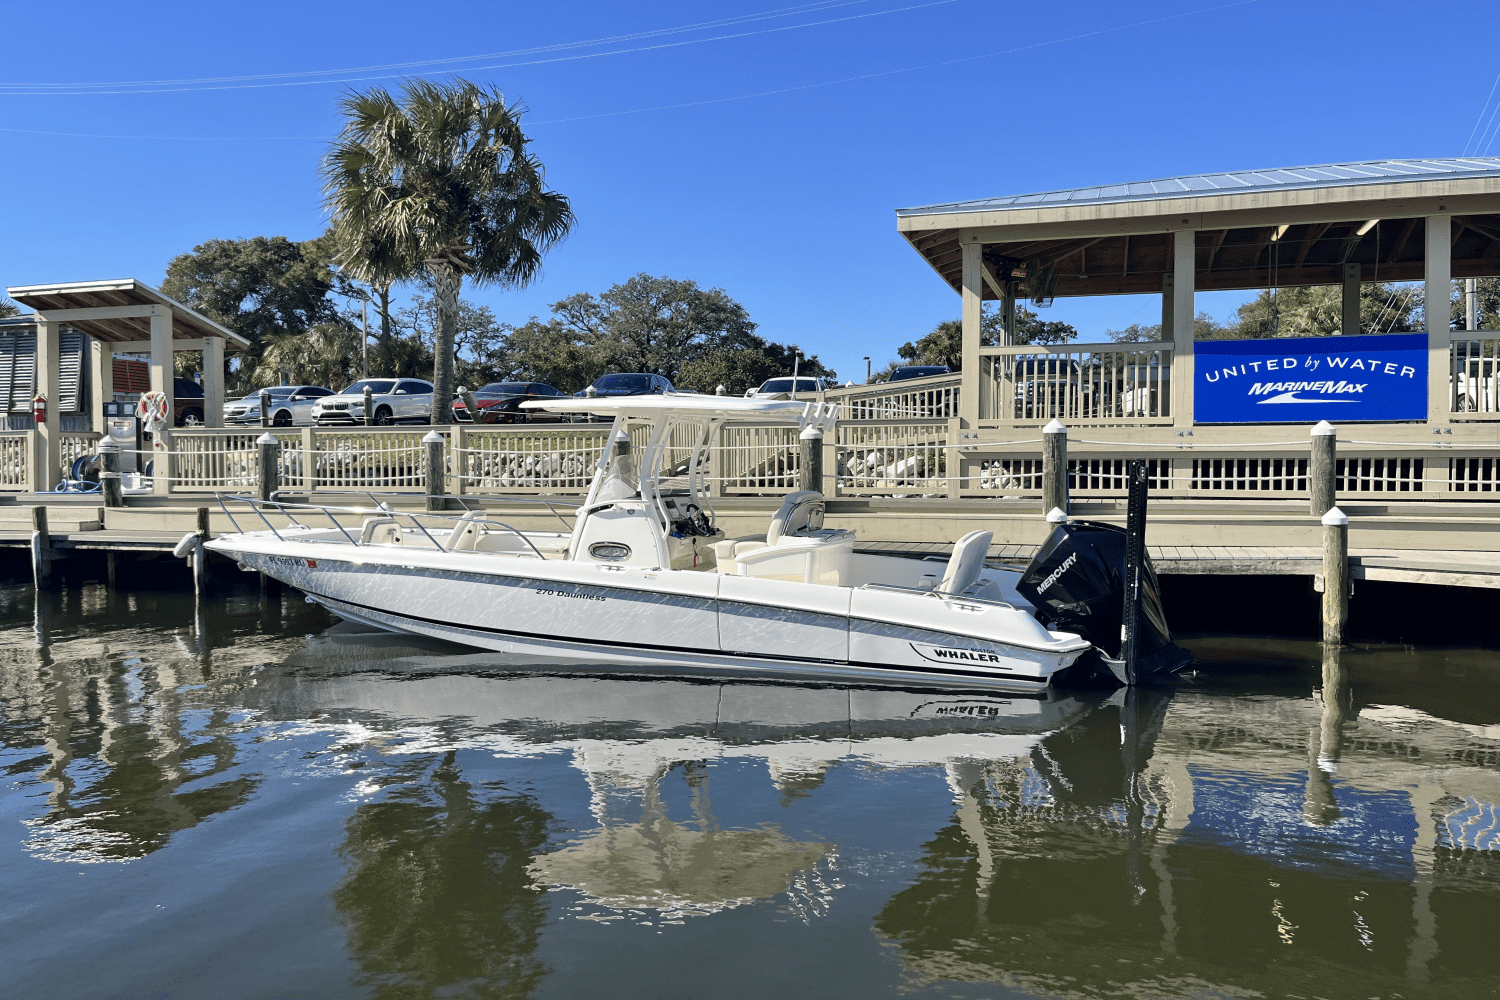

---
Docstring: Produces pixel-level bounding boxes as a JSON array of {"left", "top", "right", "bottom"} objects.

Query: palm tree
[{"left": 322, "top": 78, "right": 575, "bottom": 423}]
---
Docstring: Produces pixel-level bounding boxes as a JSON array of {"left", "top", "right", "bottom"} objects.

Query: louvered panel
[
  {"left": 7, "top": 335, "right": 33, "bottom": 412},
  {"left": 0, "top": 336, "right": 14, "bottom": 414},
  {"left": 58, "top": 328, "right": 83, "bottom": 412}
]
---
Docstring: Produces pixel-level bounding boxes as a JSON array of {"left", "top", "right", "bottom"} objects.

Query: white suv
[
  {"left": 313, "top": 378, "right": 436, "bottom": 426},
  {"left": 224, "top": 385, "right": 334, "bottom": 426},
  {"left": 745, "top": 376, "right": 822, "bottom": 399}
]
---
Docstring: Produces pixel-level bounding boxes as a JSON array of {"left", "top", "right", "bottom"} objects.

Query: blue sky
[{"left": 2, "top": 0, "right": 1496, "bottom": 382}]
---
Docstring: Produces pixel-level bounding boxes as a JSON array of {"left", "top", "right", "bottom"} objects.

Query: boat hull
[{"left": 217, "top": 541, "right": 1090, "bottom": 694}]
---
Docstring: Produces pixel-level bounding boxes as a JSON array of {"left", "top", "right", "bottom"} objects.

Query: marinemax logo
[
  {"left": 1194, "top": 333, "right": 1426, "bottom": 424},
  {"left": 1035, "top": 552, "right": 1077, "bottom": 594}
]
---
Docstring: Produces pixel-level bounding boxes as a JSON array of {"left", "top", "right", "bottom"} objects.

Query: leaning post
[
  {"left": 1310, "top": 420, "right": 1337, "bottom": 516},
  {"left": 1321, "top": 506, "right": 1349, "bottom": 645},
  {"left": 799, "top": 425, "right": 824, "bottom": 494},
  {"left": 423, "top": 429, "right": 447, "bottom": 512},
  {"left": 1042, "top": 419, "right": 1068, "bottom": 515},
  {"left": 98, "top": 435, "right": 124, "bottom": 508},
  {"left": 257, "top": 431, "right": 280, "bottom": 503}
]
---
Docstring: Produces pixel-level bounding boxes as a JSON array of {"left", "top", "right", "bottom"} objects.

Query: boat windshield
[{"left": 341, "top": 380, "right": 396, "bottom": 394}]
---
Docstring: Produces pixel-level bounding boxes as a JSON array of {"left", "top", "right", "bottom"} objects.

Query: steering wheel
[{"left": 682, "top": 504, "right": 714, "bottom": 536}]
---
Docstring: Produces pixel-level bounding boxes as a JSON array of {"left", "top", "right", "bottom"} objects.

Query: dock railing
[
  {"left": 1450, "top": 331, "right": 1500, "bottom": 416},
  {"left": 976, "top": 341, "right": 1173, "bottom": 426}
]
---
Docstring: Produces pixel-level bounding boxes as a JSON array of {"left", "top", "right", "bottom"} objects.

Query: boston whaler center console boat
[{"left": 207, "top": 396, "right": 1188, "bottom": 691}]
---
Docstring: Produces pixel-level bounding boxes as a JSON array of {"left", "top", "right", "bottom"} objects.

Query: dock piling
[
  {"left": 1042, "top": 419, "right": 1068, "bottom": 515},
  {"left": 800, "top": 425, "right": 824, "bottom": 494},
  {"left": 1321, "top": 506, "right": 1349, "bottom": 645},
  {"left": 363, "top": 386, "right": 374, "bottom": 427},
  {"left": 1310, "top": 421, "right": 1337, "bottom": 516},
  {"left": 1119, "top": 459, "right": 1149, "bottom": 686},
  {"left": 423, "top": 430, "right": 446, "bottom": 512},
  {"left": 257, "top": 432, "right": 280, "bottom": 503},
  {"left": 98, "top": 435, "right": 124, "bottom": 508},
  {"left": 193, "top": 507, "right": 210, "bottom": 597},
  {"left": 259, "top": 391, "right": 271, "bottom": 429},
  {"left": 30, "top": 506, "right": 53, "bottom": 590}
]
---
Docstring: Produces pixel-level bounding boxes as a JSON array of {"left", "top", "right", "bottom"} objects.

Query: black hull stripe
[{"left": 304, "top": 588, "right": 1048, "bottom": 684}]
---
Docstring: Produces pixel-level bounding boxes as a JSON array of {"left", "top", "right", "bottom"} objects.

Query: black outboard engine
[{"left": 1016, "top": 521, "right": 1191, "bottom": 686}]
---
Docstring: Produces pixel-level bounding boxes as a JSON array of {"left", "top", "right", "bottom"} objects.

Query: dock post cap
[
  {"left": 255, "top": 431, "right": 278, "bottom": 446},
  {"left": 1046, "top": 506, "right": 1068, "bottom": 523},
  {"left": 421, "top": 429, "right": 444, "bottom": 444},
  {"left": 611, "top": 426, "right": 631, "bottom": 443},
  {"left": 1043, "top": 419, "right": 1067, "bottom": 434},
  {"left": 799, "top": 424, "right": 824, "bottom": 440},
  {"left": 1311, "top": 420, "right": 1337, "bottom": 436},
  {"left": 1321, "top": 506, "right": 1348, "bottom": 526}
]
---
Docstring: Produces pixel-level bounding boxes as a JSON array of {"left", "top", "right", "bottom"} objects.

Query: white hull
[{"left": 216, "top": 538, "right": 1091, "bottom": 694}]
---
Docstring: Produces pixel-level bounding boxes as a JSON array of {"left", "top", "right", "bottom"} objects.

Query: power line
[
  {"left": 0, "top": 0, "right": 956, "bottom": 96},
  {"left": 0, "top": 0, "right": 1261, "bottom": 141},
  {"left": 1462, "top": 69, "right": 1500, "bottom": 156},
  {"left": 0, "top": 1, "right": 872, "bottom": 90}
]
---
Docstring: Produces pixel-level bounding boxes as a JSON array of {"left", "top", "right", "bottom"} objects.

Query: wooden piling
[
  {"left": 1321, "top": 506, "right": 1349, "bottom": 645},
  {"left": 1119, "top": 459, "right": 1149, "bottom": 686},
  {"left": 1310, "top": 420, "right": 1337, "bottom": 517},
  {"left": 99, "top": 435, "right": 124, "bottom": 508},
  {"left": 257, "top": 432, "right": 280, "bottom": 503},
  {"left": 1042, "top": 419, "right": 1068, "bottom": 515},
  {"left": 31, "top": 505, "right": 52, "bottom": 590},
  {"left": 259, "top": 391, "right": 271, "bottom": 429},
  {"left": 193, "top": 507, "right": 210, "bottom": 597},
  {"left": 424, "top": 430, "right": 446, "bottom": 512},
  {"left": 106, "top": 550, "right": 117, "bottom": 590},
  {"left": 363, "top": 386, "right": 375, "bottom": 427},
  {"left": 800, "top": 426, "right": 824, "bottom": 494}
]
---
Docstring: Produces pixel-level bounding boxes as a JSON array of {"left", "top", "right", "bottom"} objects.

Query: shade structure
[{"left": 6, "top": 278, "right": 249, "bottom": 349}]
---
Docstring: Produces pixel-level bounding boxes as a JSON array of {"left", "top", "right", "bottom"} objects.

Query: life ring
[{"left": 137, "top": 391, "right": 170, "bottom": 431}]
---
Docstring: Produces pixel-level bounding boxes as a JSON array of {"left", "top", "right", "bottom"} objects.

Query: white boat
[{"left": 207, "top": 396, "right": 1110, "bottom": 692}]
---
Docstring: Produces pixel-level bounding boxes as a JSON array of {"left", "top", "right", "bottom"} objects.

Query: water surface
[{"left": 1, "top": 578, "right": 1497, "bottom": 999}]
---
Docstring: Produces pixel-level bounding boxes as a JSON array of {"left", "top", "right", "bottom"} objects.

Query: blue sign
[{"left": 1195, "top": 333, "right": 1427, "bottom": 423}]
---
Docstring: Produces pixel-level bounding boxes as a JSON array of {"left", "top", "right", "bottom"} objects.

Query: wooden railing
[
  {"left": 1450, "top": 333, "right": 1500, "bottom": 416},
  {"left": 976, "top": 342, "right": 1173, "bottom": 426},
  {"left": 815, "top": 372, "right": 960, "bottom": 419},
  {"left": 0, "top": 431, "right": 28, "bottom": 489}
]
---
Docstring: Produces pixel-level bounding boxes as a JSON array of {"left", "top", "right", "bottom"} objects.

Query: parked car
[
  {"left": 110, "top": 359, "right": 208, "bottom": 427},
  {"left": 744, "top": 376, "right": 823, "bottom": 399},
  {"left": 888, "top": 365, "right": 952, "bottom": 382},
  {"left": 172, "top": 377, "right": 206, "bottom": 426},
  {"left": 223, "top": 385, "right": 334, "bottom": 426},
  {"left": 312, "top": 378, "right": 436, "bottom": 426},
  {"left": 453, "top": 381, "right": 568, "bottom": 423},
  {"left": 568, "top": 373, "right": 675, "bottom": 421}
]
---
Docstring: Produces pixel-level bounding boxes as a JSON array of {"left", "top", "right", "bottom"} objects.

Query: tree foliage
[
  {"left": 1106, "top": 282, "right": 1422, "bottom": 342},
  {"left": 397, "top": 292, "right": 509, "bottom": 389},
  {"left": 0, "top": 298, "right": 19, "bottom": 319},
  {"left": 881, "top": 304, "right": 1078, "bottom": 377},
  {"left": 323, "top": 78, "right": 574, "bottom": 423},
  {"left": 161, "top": 234, "right": 347, "bottom": 359}
]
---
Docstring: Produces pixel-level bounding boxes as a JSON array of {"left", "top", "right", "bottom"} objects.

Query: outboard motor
[{"left": 1016, "top": 521, "right": 1191, "bottom": 686}]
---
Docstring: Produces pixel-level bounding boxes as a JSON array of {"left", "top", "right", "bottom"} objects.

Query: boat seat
[
  {"left": 766, "top": 490, "right": 825, "bottom": 545},
  {"left": 359, "top": 516, "right": 403, "bottom": 546},
  {"left": 444, "top": 510, "right": 487, "bottom": 552},
  {"left": 938, "top": 530, "right": 993, "bottom": 595}
]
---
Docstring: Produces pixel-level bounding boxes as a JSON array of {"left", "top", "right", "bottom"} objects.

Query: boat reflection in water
[{"left": 263, "top": 622, "right": 1099, "bottom": 928}]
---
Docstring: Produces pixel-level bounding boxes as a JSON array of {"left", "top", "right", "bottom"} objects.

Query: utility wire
[
  {"left": 0, "top": 1, "right": 874, "bottom": 90},
  {"left": 0, "top": 0, "right": 956, "bottom": 96},
  {"left": 1463, "top": 69, "right": 1500, "bottom": 155},
  {"left": 0, "top": 0, "right": 1261, "bottom": 141}
]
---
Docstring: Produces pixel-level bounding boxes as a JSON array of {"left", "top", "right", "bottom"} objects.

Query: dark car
[
  {"left": 173, "top": 377, "right": 205, "bottom": 426},
  {"left": 888, "top": 365, "right": 952, "bottom": 382},
  {"left": 453, "top": 381, "right": 567, "bottom": 423},
  {"left": 569, "top": 373, "right": 675, "bottom": 421}
]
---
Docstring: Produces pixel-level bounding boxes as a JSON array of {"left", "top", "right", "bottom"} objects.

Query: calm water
[{"left": 1, "top": 574, "right": 1498, "bottom": 999}]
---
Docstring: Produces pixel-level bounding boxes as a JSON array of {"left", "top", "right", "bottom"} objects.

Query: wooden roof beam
[
  {"left": 1387, "top": 218, "right": 1419, "bottom": 263},
  {"left": 1205, "top": 230, "right": 1228, "bottom": 271},
  {"left": 1293, "top": 222, "right": 1331, "bottom": 267}
]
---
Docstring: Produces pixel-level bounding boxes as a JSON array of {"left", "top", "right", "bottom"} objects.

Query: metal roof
[
  {"left": 5, "top": 278, "right": 250, "bottom": 350},
  {"left": 897, "top": 158, "right": 1500, "bottom": 217}
]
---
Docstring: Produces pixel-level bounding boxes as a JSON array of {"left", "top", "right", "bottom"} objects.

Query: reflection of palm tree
[{"left": 334, "top": 751, "right": 551, "bottom": 999}]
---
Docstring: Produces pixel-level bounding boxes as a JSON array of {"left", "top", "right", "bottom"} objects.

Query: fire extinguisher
[{"left": 32, "top": 394, "right": 45, "bottom": 424}]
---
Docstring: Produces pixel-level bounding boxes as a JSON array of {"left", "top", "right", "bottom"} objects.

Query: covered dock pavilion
[
  {"left": 5, "top": 279, "right": 250, "bottom": 491},
  {"left": 896, "top": 157, "right": 1500, "bottom": 433}
]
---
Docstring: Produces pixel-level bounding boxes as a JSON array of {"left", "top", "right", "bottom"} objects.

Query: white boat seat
[
  {"left": 938, "top": 530, "right": 993, "bottom": 595},
  {"left": 359, "top": 516, "right": 403, "bottom": 546},
  {"left": 766, "top": 490, "right": 825, "bottom": 545},
  {"left": 444, "top": 510, "right": 488, "bottom": 552}
]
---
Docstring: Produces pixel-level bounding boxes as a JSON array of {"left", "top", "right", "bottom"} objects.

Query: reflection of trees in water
[{"left": 334, "top": 750, "right": 552, "bottom": 1000}]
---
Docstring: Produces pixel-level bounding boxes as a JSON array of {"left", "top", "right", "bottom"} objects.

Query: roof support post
[
  {"left": 202, "top": 336, "right": 224, "bottom": 428},
  {"left": 1170, "top": 230, "right": 1196, "bottom": 428},
  {"left": 1001, "top": 282, "right": 1016, "bottom": 347},
  {"left": 89, "top": 336, "right": 113, "bottom": 434},
  {"left": 150, "top": 306, "right": 175, "bottom": 496},
  {"left": 1425, "top": 215, "right": 1451, "bottom": 423},
  {"left": 1160, "top": 272, "right": 1174, "bottom": 341},
  {"left": 1341, "top": 262, "right": 1360, "bottom": 336},
  {"left": 32, "top": 316, "right": 61, "bottom": 492},
  {"left": 959, "top": 240, "right": 982, "bottom": 427}
]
